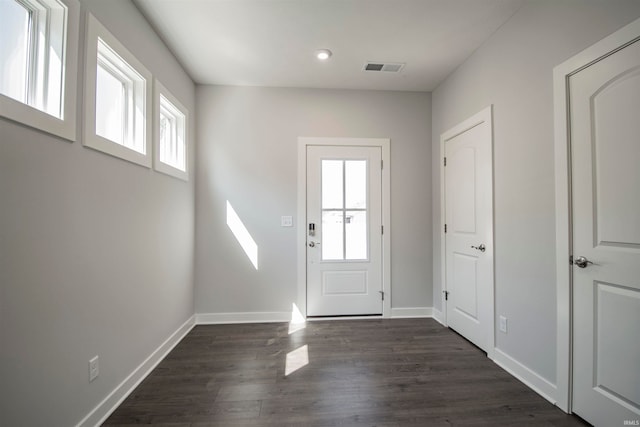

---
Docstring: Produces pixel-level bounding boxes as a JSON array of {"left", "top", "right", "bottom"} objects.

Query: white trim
[
  {"left": 195, "top": 308, "right": 438, "bottom": 323},
  {"left": 439, "top": 134, "right": 446, "bottom": 326},
  {"left": 493, "top": 348, "right": 558, "bottom": 406},
  {"left": 196, "top": 312, "right": 291, "bottom": 324},
  {"left": 553, "top": 16, "right": 640, "bottom": 414},
  {"left": 0, "top": 0, "right": 79, "bottom": 141},
  {"left": 439, "top": 106, "right": 494, "bottom": 359},
  {"left": 153, "top": 79, "right": 189, "bottom": 181},
  {"left": 390, "top": 307, "right": 432, "bottom": 318},
  {"left": 306, "top": 315, "right": 382, "bottom": 321},
  {"left": 76, "top": 315, "right": 196, "bottom": 427},
  {"left": 432, "top": 308, "right": 445, "bottom": 326},
  {"left": 83, "top": 13, "right": 152, "bottom": 168},
  {"left": 297, "top": 137, "right": 391, "bottom": 318}
]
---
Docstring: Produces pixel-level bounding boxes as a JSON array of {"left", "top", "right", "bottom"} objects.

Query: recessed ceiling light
[{"left": 315, "top": 49, "right": 332, "bottom": 60}]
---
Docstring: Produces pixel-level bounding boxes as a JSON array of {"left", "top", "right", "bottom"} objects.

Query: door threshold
[{"left": 306, "top": 314, "right": 383, "bottom": 321}]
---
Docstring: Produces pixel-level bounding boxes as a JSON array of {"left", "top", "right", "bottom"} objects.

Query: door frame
[
  {"left": 439, "top": 105, "right": 495, "bottom": 359},
  {"left": 297, "top": 137, "right": 391, "bottom": 318},
  {"left": 553, "top": 16, "right": 640, "bottom": 414}
]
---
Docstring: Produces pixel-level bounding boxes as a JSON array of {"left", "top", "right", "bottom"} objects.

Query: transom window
[
  {"left": 159, "top": 94, "right": 186, "bottom": 172},
  {"left": 153, "top": 80, "right": 188, "bottom": 180},
  {"left": 321, "top": 159, "right": 368, "bottom": 261},
  {"left": 84, "top": 13, "right": 151, "bottom": 167},
  {"left": 0, "top": 0, "right": 69, "bottom": 118},
  {"left": 95, "top": 38, "right": 146, "bottom": 153}
]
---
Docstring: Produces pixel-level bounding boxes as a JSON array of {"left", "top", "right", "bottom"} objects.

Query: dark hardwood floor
[{"left": 104, "top": 319, "right": 588, "bottom": 426}]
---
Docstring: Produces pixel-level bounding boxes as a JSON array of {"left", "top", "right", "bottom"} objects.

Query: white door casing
[
  {"left": 440, "top": 106, "right": 494, "bottom": 355},
  {"left": 554, "top": 16, "right": 640, "bottom": 418},
  {"left": 297, "top": 138, "right": 391, "bottom": 318},
  {"left": 568, "top": 38, "right": 640, "bottom": 426}
]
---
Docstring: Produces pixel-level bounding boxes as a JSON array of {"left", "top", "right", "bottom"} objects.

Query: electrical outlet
[
  {"left": 89, "top": 356, "right": 99, "bottom": 382},
  {"left": 499, "top": 316, "right": 508, "bottom": 333},
  {"left": 281, "top": 216, "right": 293, "bottom": 227}
]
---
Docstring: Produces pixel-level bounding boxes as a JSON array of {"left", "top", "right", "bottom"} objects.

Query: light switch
[{"left": 281, "top": 216, "right": 293, "bottom": 227}]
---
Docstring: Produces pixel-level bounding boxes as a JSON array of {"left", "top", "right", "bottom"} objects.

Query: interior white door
[
  {"left": 443, "top": 108, "right": 493, "bottom": 352},
  {"left": 306, "top": 145, "right": 383, "bottom": 316},
  {"left": 569, "top": 38, "right": 640, "bottom": 426}
]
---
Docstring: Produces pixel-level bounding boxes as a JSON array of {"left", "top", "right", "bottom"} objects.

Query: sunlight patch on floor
[
  {"left": 285, "top": 344, "right": 309, "bottom": 376},
  {"left": 288, "top": 302, "right": 306, "bottom": 334}
]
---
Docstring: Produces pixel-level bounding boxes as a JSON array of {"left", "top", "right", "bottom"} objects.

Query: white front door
[
  {"left": 443, "top": 107, "right": 494, "bottom": 353},
  {"left": 569, "top": 37, "right": 640, "bottom": 426},
  {"left": 306, "top": 145, "right": 383, "bottom": 316}
]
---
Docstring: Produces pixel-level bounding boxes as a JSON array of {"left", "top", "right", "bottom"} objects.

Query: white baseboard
[
  {"left": 76, "top": 315, "right": 196, "bottom": 427},
  {"left": 432, "top": 308, "right": 445, "bottom": 325},
  {"left": 196, "top": 311, "right": 291, "bottom": 324},
  {"left": 492, "top": 348, "right": 558, "bottom": 406},
  {"left": 390, "top": 307, "right": 432, "bottom": 318}
]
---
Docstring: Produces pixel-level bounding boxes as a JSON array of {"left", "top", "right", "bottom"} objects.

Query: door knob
[
  {"left": 308, "top": 241, "right": 320, "bottom": 248},
  {"left": 471, "top": 244, "right": 486, "bottom": 252},
  {"left": 574, "top": 256, "right": 593, "bottom": 268}
]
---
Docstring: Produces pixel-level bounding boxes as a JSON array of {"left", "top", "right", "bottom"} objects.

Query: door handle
[
  {"left": 471, "top": 244, "right": 486, "bottom": 252},
  {"left": 573, "top": 256, "right": 593, "bottom": 268},
  {"left": 308, "top": 241, "right": 320, "bottom": 248}
]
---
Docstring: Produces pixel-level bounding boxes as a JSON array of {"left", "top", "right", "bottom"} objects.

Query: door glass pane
[
  {"left": 322, "top": 160, "right": 343, "bottom": 209},
  {"left": 345, "top": 160, "right": 367, "bottom": 209},
  {"left": 95, "top": 63, "right": 125, "bottom": 144},
  {"left": 0, "top": 0, "right": 30, "bottom": 103},
  {"left": 346, "top": 211, "right": 367, "bottom": 260},
  {"left": 322, "top": 211, "right": 343, "bottom": 260}
]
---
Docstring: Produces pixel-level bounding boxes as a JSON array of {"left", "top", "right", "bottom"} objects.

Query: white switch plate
[
  {"left": 89, "top": 355, "right": 99, "bottom": 382},
  {"left": 281, "top": 216, "right": 293, "bottom": 227},
  {"left": 499, "top": 316, "right": 508, "bottom": 333}
]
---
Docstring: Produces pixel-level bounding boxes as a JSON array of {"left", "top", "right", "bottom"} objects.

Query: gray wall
[
  {"left": 0, "top": 1, "right": 195, "bottom": 426},
  {"left": 196, "top": 86, "right": 432, "bottom": 315},
  {"left": 432, "top": 0, "right": 640, "bottom": 385}
]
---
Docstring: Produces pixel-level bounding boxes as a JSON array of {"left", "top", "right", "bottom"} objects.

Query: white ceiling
[{"left": 134, "top": 0, "right": 524, "bottom": 92}]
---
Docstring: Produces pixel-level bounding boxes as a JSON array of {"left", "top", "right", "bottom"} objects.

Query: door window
[{"left": 321, "top": 159, "right": 368, "bottom": 261}]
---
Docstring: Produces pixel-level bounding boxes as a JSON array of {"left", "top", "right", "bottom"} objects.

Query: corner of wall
[{"left": 76, "top": 316, "right": 196, "bottom": 427}]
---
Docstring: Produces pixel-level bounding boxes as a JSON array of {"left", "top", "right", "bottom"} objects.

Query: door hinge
[
  {"left": 381, "top": 160, "right": 383, "bottom": 170},
  {"left": 444, "top": 290, "right": 449, "bottom": 301},
  {"left": 444, "top": 224, "right": 447, "bottom": 233},
  {"left": 381, "top": 225, "right": 384, "bottom": 235},
  {"left": 444, "top": 157, "right": 447, "bottom": 167},
  {"left": 379, "top": 290, "right": 385, "bottom": 301}
]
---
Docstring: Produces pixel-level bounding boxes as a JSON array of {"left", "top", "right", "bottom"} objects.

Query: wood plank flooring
[{"left": 104, "top": 319, "right": 588, "bottom": 426}]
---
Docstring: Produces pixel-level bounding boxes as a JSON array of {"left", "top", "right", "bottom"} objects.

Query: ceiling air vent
[{"left": 364, "top": 62, "right": 405, "bottom": 73}]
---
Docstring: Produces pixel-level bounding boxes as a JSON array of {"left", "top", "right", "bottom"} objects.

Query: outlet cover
[
  {"left": 89, "top": 356, "right": 99, "bottom": 382},
  {"left": 281, "top": 216, "right": 293, "bottom": 227},
  {"left": 499, "top": 316, "right": 508, "bottom": 333}
]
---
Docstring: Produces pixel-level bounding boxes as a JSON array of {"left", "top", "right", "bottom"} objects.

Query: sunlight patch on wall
[
  {"left": 226, "top": 201, "right": 258, "bottom": 269},
  {"left": 288, "top": 302, "right": 306, "bottom": 334},
  {"left": 285, "top": 344, "right": 309, "bottom": 376}
]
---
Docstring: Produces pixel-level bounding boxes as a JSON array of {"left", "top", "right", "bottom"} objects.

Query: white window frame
[
  {"left": 0, "top": 0, "right": 79, "bottom": 141},
  {"left": 153, "top": 79, "right": 188, "bottom": 181},
  {"left": 95, "top": 38, "right": 146, "bottom": 153},
  {"left": 84, "top": 13, "right": 152, "bottom": 167}
]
